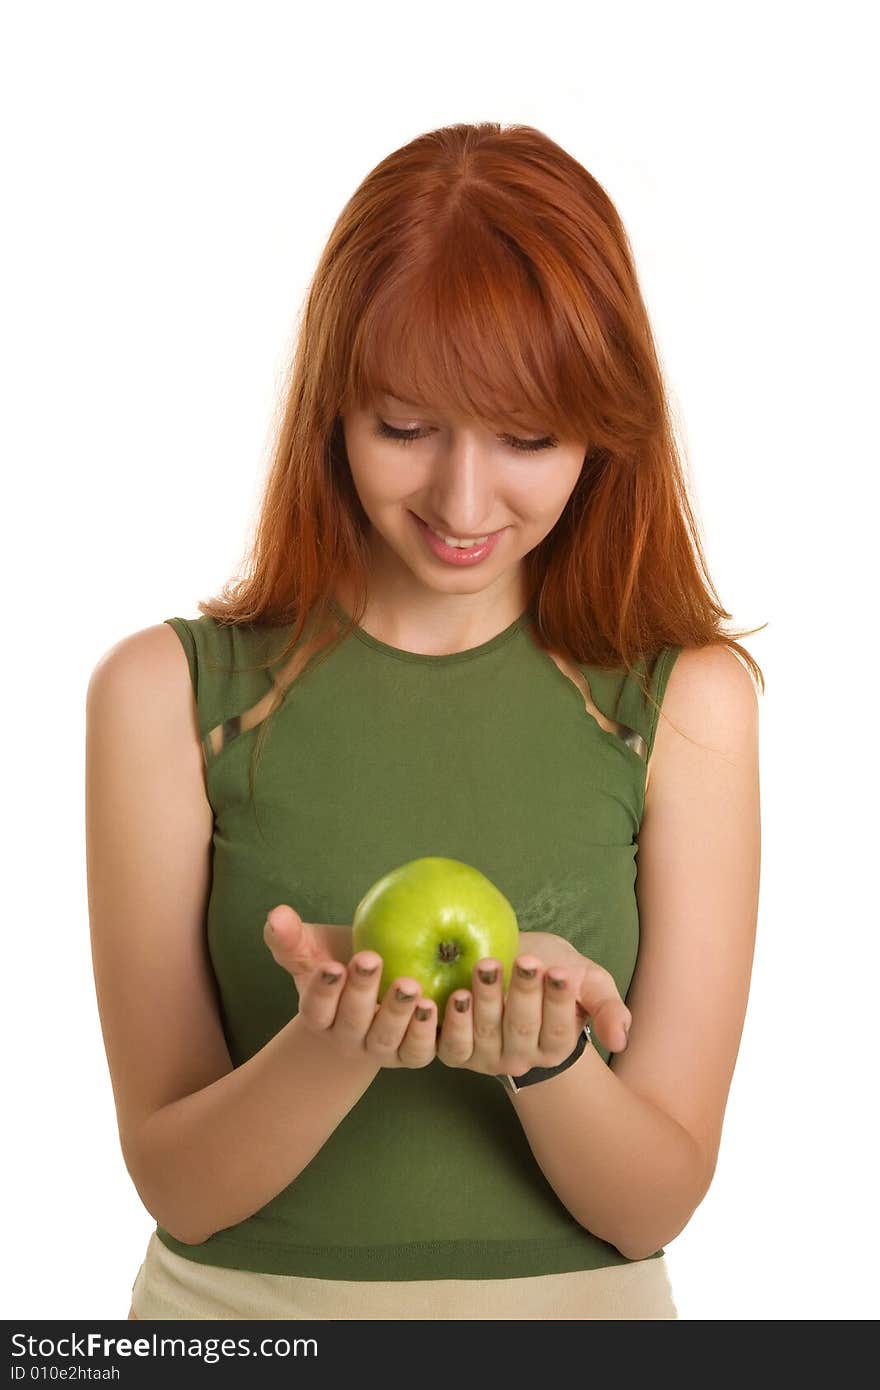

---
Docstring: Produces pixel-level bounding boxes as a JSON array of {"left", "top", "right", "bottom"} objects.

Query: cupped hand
[
  {"left": 262, "top": 905, "right": 438, "bottom": 1069},
  {"left": 518, "top": 930, "right": 632, "bottom": 1053},
  {"left": 436, "top": 932, "right": 632, "bottom": 1078}
]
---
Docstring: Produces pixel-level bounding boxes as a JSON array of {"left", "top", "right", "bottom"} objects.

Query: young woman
[{"left": 86, "top": 121, "right": 763, "bottom": 1321}]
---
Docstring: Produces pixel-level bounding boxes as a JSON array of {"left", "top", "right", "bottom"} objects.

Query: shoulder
[
  {"left": 87, "top": 623, "right": 208, "bottom": 793},
  {"left": 88, "top": 622, "right": 194, "bottom": 698},
  {"left": 646, "top": 644, "right": 758, "bottom": 813},
  {"left": 87, "top": 626, "right": 199, "bottom": 748},
  {"left": 662, "top": 643, "right": 758, "bottom": 742}
]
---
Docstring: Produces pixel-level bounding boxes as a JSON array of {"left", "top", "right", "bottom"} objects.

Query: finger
[
  {"left": 470, "top": 958, "right": 504, "bottom": 1064},
  {"left": 398, "top": 998, "right": 438, "bottom": 1068},
  {"left": 575, "top": 961, "right": 631, "bottom": 1052},
  {"left": 538, "top": 970, "right": 582, "bottom": 1064},
  {"left": 297, "top": 960, "right": 348, "bottom": 1032},
  {"left": 263, "top": 905, "right": 315, "bottom": 970},
  {"left": 437, "top": 989, "right": 474, "bottom": 1068},
  {"left": 502, "top": 955, "right": 545, "bottom": 1072},
  {"left": 366, "top": 977, "right": 426, "bottom": 1061},
  {"left": 331, "top": 950, "right": 384, "bottom": 1044}
]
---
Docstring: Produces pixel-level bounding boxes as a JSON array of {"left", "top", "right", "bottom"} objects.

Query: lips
[{"left": 410, "top": 511, "right": 502, "bottom": 566}]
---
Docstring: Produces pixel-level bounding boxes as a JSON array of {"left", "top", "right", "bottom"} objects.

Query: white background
[{"left": 3, "top": 0, "right": 877, "bottom": 1321}]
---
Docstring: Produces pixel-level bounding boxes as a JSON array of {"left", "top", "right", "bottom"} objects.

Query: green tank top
[{"left": 156, "top": 603, "right": 682, "bottom": 1280}]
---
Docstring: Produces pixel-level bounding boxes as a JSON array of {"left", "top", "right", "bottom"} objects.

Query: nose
[{"left": 424, "top": 432, "right": 499, "bottom": 537}]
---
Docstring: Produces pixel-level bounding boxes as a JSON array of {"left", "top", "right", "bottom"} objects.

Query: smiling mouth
[{"left": 411, "top": 512, "right": 504, "bottom": 545}]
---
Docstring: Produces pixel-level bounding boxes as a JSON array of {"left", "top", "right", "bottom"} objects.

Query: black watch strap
[{"left": 496, "top": 1021, "right": 592, "bottom": 1094}]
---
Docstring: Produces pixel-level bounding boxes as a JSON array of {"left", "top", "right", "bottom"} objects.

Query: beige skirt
[{"left": 129, "top": 1231, "right": 678, "bottom": 1320}]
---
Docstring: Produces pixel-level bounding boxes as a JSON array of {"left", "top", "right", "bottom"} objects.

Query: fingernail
[
  {"left": 355, "top": 962, "right": 379, "bottom": 976},
  {"left": 516, "top": 964, "right": 537, "bottom": 980},
  {"left": 321, "top": 970, "right": 342, "bottom": 985},
  {"left": 623, "top": 1018, "right": 631, "bottom": 1035},
  {"left": 478, "top": 967, "right": 498, "bottom": 985},
  {"left": 548, "top": 973, "right": 567, "bottom": 989},
  {"left": 396, "top": 987, "right": 417, "bottom": 1002},
  {"left": 453, "top": 995, "right": 471, "bottom": 1012},
  {"left": 415, "top": 1005, "right": 431, "bottom": 1021},
  {"left": 264, "top": 919, "right": 276, "bottom": 940}
]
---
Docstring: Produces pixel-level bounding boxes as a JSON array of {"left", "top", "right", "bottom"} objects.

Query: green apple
[{"left": 351, "top": 856, "right": 520, "bottom": 1024}]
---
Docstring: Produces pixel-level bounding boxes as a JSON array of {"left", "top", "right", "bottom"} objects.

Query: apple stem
[{"left": 437, "top": 941, "right": 461, "bottom": 963}]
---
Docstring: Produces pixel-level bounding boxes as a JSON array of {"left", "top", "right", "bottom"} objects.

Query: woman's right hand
[{"left": 263, "top": 904, "right": 438, "bottom": 1069}]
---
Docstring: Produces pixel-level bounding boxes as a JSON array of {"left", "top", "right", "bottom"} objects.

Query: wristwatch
[{"left": 495, "top": 1021, "right": 592, "bottom": 1094}]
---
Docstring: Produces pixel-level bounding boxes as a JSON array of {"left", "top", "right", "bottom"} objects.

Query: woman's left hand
[{"left": 436, "top": 931, "right": 632, "bottom": 1077}]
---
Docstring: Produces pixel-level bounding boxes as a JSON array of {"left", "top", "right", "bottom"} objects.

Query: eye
[
  {"left": 373, "top": 419, "right": 423, "bottom": 447},
  {"left": 372, "top": 418, "right": 558, "bottom": 453}
]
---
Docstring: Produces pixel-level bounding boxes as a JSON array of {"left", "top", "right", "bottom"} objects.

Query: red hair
[{"left": 195, "top": 121, "right": 766, "bottom": 798}]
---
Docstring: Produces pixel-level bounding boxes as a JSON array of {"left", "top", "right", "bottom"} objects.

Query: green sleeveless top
[{"left": 155, "top": 603, "right": 682, "bottom": 1280}]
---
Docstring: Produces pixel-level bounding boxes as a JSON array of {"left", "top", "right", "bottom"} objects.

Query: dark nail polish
[
  {"left": 548, "top": 974, "right": 566, "bottom": 989},
  {"left": 321, "top": 970, "right": 342, "bottom": 985},
  {"left": 453, "top": 996, "right": 471, "bottom": 1012},
  {"left": 355, "top": 962, "right": 379, "bottom": 976},
  {"left": 415, "top": 1005, "right": 431, "bottom": 1021},
  {"left": 478, "top": 967, "right": 498, "bottom": 985},
  {"left": 516, "top": 964, "right": 537, "bottom": 980},
  {"left": 396, "top": 987, "right": 417, "bottom": 1002}
]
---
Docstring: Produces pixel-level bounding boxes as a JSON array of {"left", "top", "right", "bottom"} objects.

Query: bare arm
[
  {"left": 86, "top": 624, "right": 382, "bottom": 1246},
  {"left": 505, "top": 1040, "right": 708, "bottom": 1260},
  {"left": 507, "top": 646, "right": 760, "bottom": 1260},
  {"left": 132, "top": 1010, "right": 379, "bottom": 1245}
]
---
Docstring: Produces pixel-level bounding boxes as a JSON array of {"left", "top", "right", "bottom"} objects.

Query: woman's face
[{"left": 340, "top": 392, "right": 588, "bottom": 598}]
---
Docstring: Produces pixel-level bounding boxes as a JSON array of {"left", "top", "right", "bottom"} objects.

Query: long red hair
[{"left": 195, "top": 121, "right": 766, "bottom": 798}]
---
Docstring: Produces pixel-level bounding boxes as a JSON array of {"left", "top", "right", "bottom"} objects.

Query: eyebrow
[
  {"left": 379, "top": 391, "right": 532, "bottom": 422},
  {"left": 380, "top": 393, "right": 426, "bottom": 409}
]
